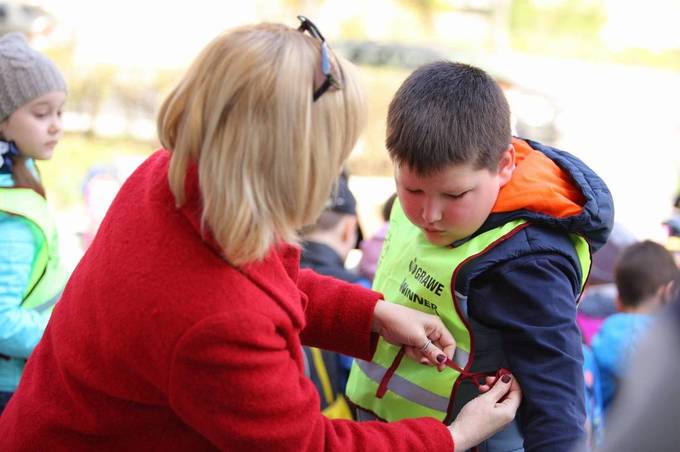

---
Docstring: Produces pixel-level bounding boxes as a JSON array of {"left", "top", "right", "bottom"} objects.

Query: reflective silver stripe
[
  {"left": 356, "top": 359, "right": 449, "bottom": 412},
  {"left": 33, "top": 291, "right": 61, "bottom": 313},
  {"left": 454, "top": 291, "right": 468, "bottom": 317},
  {"left": 451, "top": 291, "right": 470, "bottom": 369}
]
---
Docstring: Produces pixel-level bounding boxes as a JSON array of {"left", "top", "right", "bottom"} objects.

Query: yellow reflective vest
[
  {"left": 346, "top": 201, "right": 590, "bottom": 450},
  {"left": 0, "top": 188, "right": 67, "bottom": 312}
]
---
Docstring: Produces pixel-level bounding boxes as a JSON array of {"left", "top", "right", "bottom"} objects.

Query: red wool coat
[{"left": 0, "top": 150, "right": 452, "bottom": 451}]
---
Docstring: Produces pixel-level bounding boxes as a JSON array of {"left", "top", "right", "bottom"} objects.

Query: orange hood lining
[{"left": 492, "top": 138, "right": 585, "bottom": 218}]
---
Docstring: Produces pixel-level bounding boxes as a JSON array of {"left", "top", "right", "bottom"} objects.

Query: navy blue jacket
[{"left": 456, "top": 138, "right": 613, "bottom": 452}]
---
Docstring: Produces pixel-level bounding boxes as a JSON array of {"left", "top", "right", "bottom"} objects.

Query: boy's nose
[{"left": 422, "top": 200, "right": 442, "bottom": 223}]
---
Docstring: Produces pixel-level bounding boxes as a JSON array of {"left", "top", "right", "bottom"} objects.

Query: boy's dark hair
[
  {"left": 615, "top": 240, "right": 679, "bottom": 308},
  {"left": 386, "top": 61, "right": 511, "bottom": 175}
]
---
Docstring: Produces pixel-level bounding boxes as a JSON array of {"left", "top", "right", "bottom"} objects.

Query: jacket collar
[
  {"left": 452, "top": 138, "right": 613, "bottom": 251},
  {"left": 492, "top": 138, "right": 585, "bottom": 218}
]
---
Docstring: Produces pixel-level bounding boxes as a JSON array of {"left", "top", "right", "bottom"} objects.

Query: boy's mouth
[{"left": 423, "top": 226, "right": 444, "bottom": 233}]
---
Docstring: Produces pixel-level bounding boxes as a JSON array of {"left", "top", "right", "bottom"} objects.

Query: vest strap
[{"left": 356, "top": 359, "right": 450, "bottom": 413}]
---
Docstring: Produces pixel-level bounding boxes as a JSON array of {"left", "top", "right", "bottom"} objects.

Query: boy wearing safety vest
[
  {"left": 592, "top": 240, "right": 679, "bottom": 418},
  {"left": 0, "top": 32, "right": 69, "bottom": 412},
  {"left": 346, "top": 61, "right": 614, "bottom": 451}
]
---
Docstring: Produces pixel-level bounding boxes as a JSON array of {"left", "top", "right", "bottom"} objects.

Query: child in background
[
  {"left": 577, "top": 222, "right": 637, "bottom": 346},
  {"left": 592, "top": 240, "right": 679, "bottom": 416},
  {"left": 300, "top": 172, "right": 370, "bottom": 419},
  {"left": 346, "top": 61, "right": 614, "bottom": 451},
  {"left": 586, "top": 274, "right": 680, "bottom": 452},
  {"left": 0, "top": 32, "right": 69, "bottom": 412},
  {"left": 301, "top": 172, "right": 370, "bottom": 288}
]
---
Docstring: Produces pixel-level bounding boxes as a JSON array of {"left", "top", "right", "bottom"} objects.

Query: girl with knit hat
[{"left": 0, "top": 31, "right": 69, "bottom": 412}]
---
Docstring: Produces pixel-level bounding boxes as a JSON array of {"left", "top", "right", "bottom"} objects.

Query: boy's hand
[{"left": 372, "top": 300, "right": 456, "bottom": 371}]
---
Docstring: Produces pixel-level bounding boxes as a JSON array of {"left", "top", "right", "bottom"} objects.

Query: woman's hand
[
  {"left": 371, "top": 300, "right": 456, "bottom": 371},
  {"left": 448, "top": 374, "right": 522, "bottom": 451}
]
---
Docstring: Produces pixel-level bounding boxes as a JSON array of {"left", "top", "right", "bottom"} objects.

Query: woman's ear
[{"left": 497, "top": 144, "right": 516, "bottom": 187}]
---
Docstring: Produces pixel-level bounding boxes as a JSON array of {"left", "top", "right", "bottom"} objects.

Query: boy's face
[
  {"left": 395, "top": 147, "right": 515, "bottom": 246},
  {"left": 0, "top": 91, "right": 66, "bottom": 161}
]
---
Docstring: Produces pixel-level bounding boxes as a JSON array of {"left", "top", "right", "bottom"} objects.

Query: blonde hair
[{"left": 158, "top": 22, "right": 366, "bottom": 266}]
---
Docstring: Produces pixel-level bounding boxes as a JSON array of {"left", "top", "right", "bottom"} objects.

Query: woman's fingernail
[
  {"left": 501, "top": 374, "right": 511, "bottom": 383},
  {"left": 436, "top": 354, "right": 446, "bottom": 363}
]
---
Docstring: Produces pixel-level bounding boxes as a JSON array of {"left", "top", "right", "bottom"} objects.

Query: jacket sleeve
[
  {"left": 167, "top": 311, "right": 453, "bottom": 452},
  {"left": 297, "top": 268, "right": 382, "bottom": 361},
  {"left": 0, "top": 215, "right": 49, "bottom": 358},
  {"left": 468, "top": 252, "right": 585, "bottom": 452}
]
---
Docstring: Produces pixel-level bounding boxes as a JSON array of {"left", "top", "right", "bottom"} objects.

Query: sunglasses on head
[{"left": 297, "top": 15, "right": 342, "bottom": 102}]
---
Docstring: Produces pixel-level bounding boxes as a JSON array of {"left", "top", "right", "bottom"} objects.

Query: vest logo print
[
  {"left": 398, "top": 279, "right": 438, "bottom": 313},
  {"left": 397, "top": 258, "right": 445, "bottom": 313},
  {"left": 408, "top": 258, "right": 445, "bottom": 295}
]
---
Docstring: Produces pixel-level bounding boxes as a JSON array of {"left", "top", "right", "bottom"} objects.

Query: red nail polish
[
  {"left": 436, "top": 354, "right": 446, "bottom": 363},
  {"left": 501, "top": 374, "right": 511, "bottom": 383}
]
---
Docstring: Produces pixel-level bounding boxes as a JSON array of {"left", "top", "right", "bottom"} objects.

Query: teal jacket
[{"left": 0, "top": 168, "right": 51, "bottom": 392}]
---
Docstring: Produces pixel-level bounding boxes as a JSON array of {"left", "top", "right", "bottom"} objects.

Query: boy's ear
[
  {"left": 657, "top": 281, "right": 676, "bottom": 306},
  {"left": 340, "top": 215, "right": 358, "bottom": 247},
  {"left": 614, "top": 295, "right": 625, "bottom": 312},
  {"left": 497, "top": 144, "right": 515, "bottom": 187}
]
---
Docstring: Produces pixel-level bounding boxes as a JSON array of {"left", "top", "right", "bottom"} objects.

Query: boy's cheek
[{"left": 400, "top": 204, "right": 423, "bottom": 226}]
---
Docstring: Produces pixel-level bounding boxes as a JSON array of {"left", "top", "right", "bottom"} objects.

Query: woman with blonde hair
[{"left": 0, "top": 18, "right": 520, "bottom": 451}]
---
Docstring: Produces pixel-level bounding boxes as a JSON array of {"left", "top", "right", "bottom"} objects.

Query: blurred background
[{"left": 2, "top": 0, "right": 680, "bottom": 269}]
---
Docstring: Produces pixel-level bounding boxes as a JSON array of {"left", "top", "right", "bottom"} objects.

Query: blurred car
[
  {"left": 335, "top": 40, "right": 560, "bottom": 145},
  {"left": 0, "top": 1, "right": 52, "bottom": 37}
]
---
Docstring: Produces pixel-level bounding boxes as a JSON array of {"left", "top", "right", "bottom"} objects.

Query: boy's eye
[
  {"left": 446, "top": 191, "right": 468, "bottom": 199},
  {"left": 405, "top": 188, "right": 422, "bottom": 194}
]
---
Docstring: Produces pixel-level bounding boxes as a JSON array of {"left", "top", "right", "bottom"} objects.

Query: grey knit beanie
[{"left": 0, "top": 32, "right": 67, "bottom": 122}]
